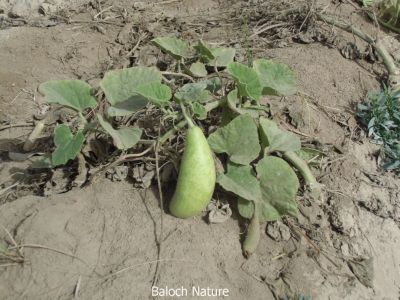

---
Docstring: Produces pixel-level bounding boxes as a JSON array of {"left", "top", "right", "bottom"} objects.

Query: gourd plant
[{"left": 29, "top": 36, "right": 321, "bottom": 256}]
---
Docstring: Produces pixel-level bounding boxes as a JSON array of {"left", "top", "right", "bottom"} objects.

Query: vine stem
[
  {"left": 161, "top": 71, "right": 195, "bottom": 82},
  {"left": 78, "top": 112, "right": 87, "bottom": 130},
  {"left": 158, "top": 119, "right": 187, "bottom": 145},
  {"left": 90, "top": 144, "right": 155, "bottom": 182},
  {"left": 317, "top": 13, "right": 400, "bottom": 90},
  {"left": 283, "top": 151, "right": 322, "bottom": 200},
  {"left": 179, "top": 101, "right": 195, "bottom": 128},
  {"left": 92, "top": 98, "right": 225, "bottom": 180},
  {"left": 0, "top": 122, "right": 33, "bottom": 132},
  {"left": 23, "top": 120, "right": 45, "bottom": 152},
  {"left": 158, "top": 98, "right": 225, "bottom": 144}
]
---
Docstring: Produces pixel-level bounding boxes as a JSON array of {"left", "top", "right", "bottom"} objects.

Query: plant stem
[
  {"left": 23, "top": 120, "right": 45, "bottom": 152},
  {"left": 226, "top": 91, "right": 244, "bottom": 115},
  {"left": 317, "top": 13, "right": 400, "bottom": 90},
  {"left": 158, "top": 119, "right": 187, "bottom": 144},
  {"left": 317, "top": 13, "right": 375, "bottom": 43},
  {"left": 375, "top": 40, "right": 400, "bottom": 90},
  {"left": 161, "top": 71, "right": 195, "bottom": 82},
  {"left": 92, "top": 98, "right": 225, "bottom": 180},
  {"left": 179, "top": 102, "right": 195, "bottom": 128},
  {"left": 243, "top": 203, "right": 260, "bottom": 258},
  {"left": 205, "top": 98, "right": 226, "bottom": 111},
  {"left": 283, "top": 151, "right": 321, "bottom": 200},
  {"left": 78, "top": 112, "right": 87, "bottom": 130},
  {"left": 374, "top": 40, "right": 399, "bottom": 77},
  {"left": 0, "top": 122, "right": 34, "bottom": 132},
  {"left": 158, "top": 98, "right": 224, "bottom": 145}
]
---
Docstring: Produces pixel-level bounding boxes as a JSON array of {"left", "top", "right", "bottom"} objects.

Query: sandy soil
[{"left": 1, "top": 0, "right": 399, "bottom": 299}]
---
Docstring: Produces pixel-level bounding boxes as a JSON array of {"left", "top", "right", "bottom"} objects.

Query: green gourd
[{"left": 169, "top": 124, "right": 216, "bottom": 218}]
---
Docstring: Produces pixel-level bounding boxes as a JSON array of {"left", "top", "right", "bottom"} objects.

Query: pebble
[{"left": 266, "top": 221, "right": 291, "bottom": 242}]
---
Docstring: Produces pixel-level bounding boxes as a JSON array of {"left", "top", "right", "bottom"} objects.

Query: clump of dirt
[{"left": 1, "top": 0, "right": 400, "bottom": 299}]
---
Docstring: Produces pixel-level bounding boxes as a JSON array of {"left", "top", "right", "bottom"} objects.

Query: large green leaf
[
  {"left": 52, "top": 125, "right": 85, "bottom": 166},
  {"left": 100, "top": 67, "right": 166, "bottom": 116},
  {"left": 259, "top": 117, "right": 301, "bottom": 154},
  {"left": 175, "top": 82, "right": 211, "bottom": 103},
  {"left": 237, "top": 156, "right": 299, "bottom": 221},
  {"left": 152, "top": 36, "right": 189, "bottom": 59},
  {"left": 256, "top": 156, "right": 299, "bottom": 220},
  {"left": 134, "top": 82, "right": 172, "bottom": 106},
  {"left": 97, "top": 115, "right": 142, "bottom": 150},
  {"left": 217, "top": 163, "right": 262, "bottom": 202},
  {"left": 253, "top": 59, "right": 297, "bottom": 96},
  {"left": 100, "top": 67, "right": 161, "bottom": 105},
  {"left": 39, "top": 80, "right": 97, "bottom": 112},
  {"left": 208, "top": 114, "right": 260, "bottom": 165},
  {"left": 221, "top": 156, "right": 300, "bottom": 221},
  {"left": 227, "top": 62, "right": 262, "bottom": 101}
]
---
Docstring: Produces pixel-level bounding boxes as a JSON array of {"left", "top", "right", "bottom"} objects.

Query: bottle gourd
[{"left": 169, "top": 122, "right": 216, "bottom": 218}]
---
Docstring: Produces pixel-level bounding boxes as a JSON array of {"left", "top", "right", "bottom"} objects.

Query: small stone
[
  {"left": 279, "top": 223, "right": 291, "bottom": 241},
  {"left": 341, "top": 242, "right": 350, "bottom": 256},
  {"left": 393, "top": 205, "right": 400, "bottom": 222},
  {"left": 329, "top": 200, "right": 357, "bottom": 236},
  {"left": 208, "top": 201, "right": 232, "bottom": 224},
  {"left": 39, "top": 3, "right": 58, "bottom": 15},
  {"left": 106, "top": 165, "right": 128, "bottom": 182},
  {"left": 266, "top": 222, "right": 280, "bottom": 241},
  {"left": 266, "top": 221, "right": 291, "bottom": 242},
  {"left": 350, "top": 243, "right": 365, "bottom": 257},
  {"left": 9, "top": 0, "right": 45, "bottom": 18},
  {"left": 116, "top": 23, "right": 133, "bottom": 45},
  {"left": 133, "top": 2, "right": 147, "bottom": 11}
]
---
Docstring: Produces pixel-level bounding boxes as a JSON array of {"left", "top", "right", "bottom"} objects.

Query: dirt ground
[{"left": 1, "top": 0, "right": 400, "bottom": 299}]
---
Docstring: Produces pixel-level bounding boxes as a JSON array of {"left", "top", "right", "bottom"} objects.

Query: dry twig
[{"left": 151, "top": 137, "right": 164, "bottom": 287}]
